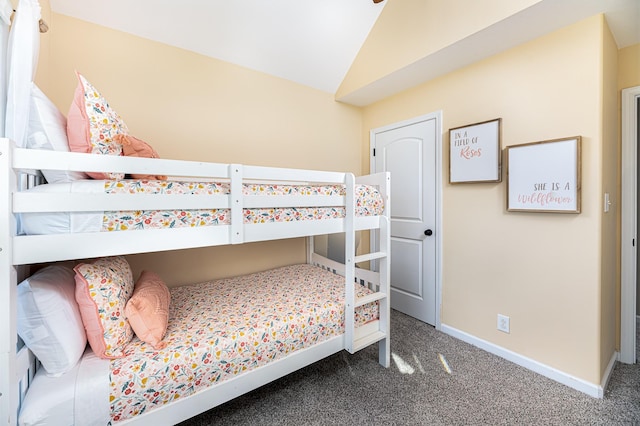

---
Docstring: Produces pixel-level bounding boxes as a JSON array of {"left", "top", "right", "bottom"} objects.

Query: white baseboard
[{"left": 441, "top": 324, "right": 617, "bottom": 399}]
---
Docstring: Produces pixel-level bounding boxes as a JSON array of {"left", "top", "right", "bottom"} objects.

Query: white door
[
  {"left": 371, "top": 113, "right": 440, "bottom": 326},
  {"left": 621, "top": 86, "right": 640, "bottom": 364}
]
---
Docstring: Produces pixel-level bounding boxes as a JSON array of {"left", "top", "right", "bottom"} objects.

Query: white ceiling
[
  {"left": 48, "top": 0, "right": 386, "bottom": 94},
  {"left": 49, "top": 0, "right": 638, "bottom": 103}
]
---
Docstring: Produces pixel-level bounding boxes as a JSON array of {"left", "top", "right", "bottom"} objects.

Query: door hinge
[{"left": 373, "top": 148, "right": 376, "bottom": 156}]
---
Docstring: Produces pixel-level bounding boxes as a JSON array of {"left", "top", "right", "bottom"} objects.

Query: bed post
[
  {"left": 306, "top": 235, "right": 314, "bottom": 264},
  {"left": 379, "top": 172, "right": 391, "bottom": 367},
  {"left": 343, "top": 173, "right": 356, "bottom": 353},
  {"left": 0, "top": 138, "right": 19, "bottom": 425},
  {"left": 377, "top": 216, "right": 390, "bottom": 367},
  {"left": 229, "top": 164, "right": 243, "bottom": 244}
]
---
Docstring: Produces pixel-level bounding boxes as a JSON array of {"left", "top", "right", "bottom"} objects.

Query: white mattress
[
  {"left": 19, "top": 180, "right": 108, "bottom": 235},
  {"left": 19, "top": 347, "right": 109, "bottom": 426}
]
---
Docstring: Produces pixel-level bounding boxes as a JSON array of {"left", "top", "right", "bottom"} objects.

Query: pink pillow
[
  {"left": 125, "top": 270, "right": 171, "bottom": 349},
  {"left": 74, "top": 256, "right": 134, "bottom": 359},
  {"left": 66, "top": 72, "right": 128, "bottom": 180},
  {"left": 114, "top": 134, "right": 167, "bottom": 180}
]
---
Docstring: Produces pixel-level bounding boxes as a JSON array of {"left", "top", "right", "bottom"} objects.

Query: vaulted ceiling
[
  {"left": 48, "top": 0, "right": 639, "bottom": 102},
  {"left": 48, "top": 0, "right": 386, "bottom": 94}
]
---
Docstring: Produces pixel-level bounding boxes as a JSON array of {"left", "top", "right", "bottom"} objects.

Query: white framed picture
[
  {"left": 506, "top": 136, "right": 581, "bottom": 213},
  {"left": 449, "top": 118, "right": 501, "bottom": 183}
]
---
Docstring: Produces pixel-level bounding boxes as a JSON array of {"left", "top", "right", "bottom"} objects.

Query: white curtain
[
  {"left": 0, "top": 0, "right": 13, "bottom": 137},
  {"left": 5, "top": 0, "right": 40, "bottom": 146}
]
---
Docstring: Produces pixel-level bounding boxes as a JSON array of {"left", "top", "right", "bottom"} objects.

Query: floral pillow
[
  {"left": 74, "top": 256, "right": 134, "bottom": 359},
  {"left": 66, "top": 72, "right": 128, "bottom": 180}
]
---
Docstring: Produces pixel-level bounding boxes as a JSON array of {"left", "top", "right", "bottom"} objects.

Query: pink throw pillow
[
  {"left": 66, "top": 72, "right": 128, "bottom": 180},
  {"left": 74, "top": 256, "right": 134, "bottom": 359},
  {"left": 114, "top": 134, "right": 167, "bottom": 180},
  {"left": 125, "top": 270, "right": 170, "bottom": 349}
]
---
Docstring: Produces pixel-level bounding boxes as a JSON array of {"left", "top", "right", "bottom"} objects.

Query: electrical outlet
[{"left": 497, "top": 314, "right": 510, "bottom": 333}]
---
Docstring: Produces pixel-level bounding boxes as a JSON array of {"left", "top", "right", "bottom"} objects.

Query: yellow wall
[
  {"left": 35, "top": 11, "right": 363, "bottom": 286},
  {"left": 618, "top": 44, "right": 640, "bottom": 90},
  {"left": 362, "top": 16, "right": 608, "bottom": 384},
  {"left": 600, "top": 18, "right": 618, "bottom": 380},
  {"left": 337, "top": 0, "right": 541, "bottom": 99}
]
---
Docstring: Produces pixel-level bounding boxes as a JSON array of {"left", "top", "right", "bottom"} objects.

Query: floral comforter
[
  {"left": 101, "top": 180, "right": 384, "bottom": 231},
  {"left": 109, "top": 264, "right": 378, "bottom": 422}
]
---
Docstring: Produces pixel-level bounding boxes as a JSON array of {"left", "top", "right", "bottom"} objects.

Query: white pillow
[
  {"left": 27, "top": 84, "right": 88, "bottom": 183},
  {"left": 17, "top": 265, "right": 87, "bottom": 377}
]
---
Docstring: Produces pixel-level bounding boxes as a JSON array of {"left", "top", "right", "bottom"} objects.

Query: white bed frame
[{"left": 0, "top": 138, "right": 390, "bottom": 425}]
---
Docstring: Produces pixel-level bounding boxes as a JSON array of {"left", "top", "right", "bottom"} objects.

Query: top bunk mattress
[{"left": 19, "top": 179, "right": 384, "bottom": 235}]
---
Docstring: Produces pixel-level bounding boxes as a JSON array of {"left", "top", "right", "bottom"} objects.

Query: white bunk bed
[{"left": 0, "top": 138, "right": 390, "bottom": 425}]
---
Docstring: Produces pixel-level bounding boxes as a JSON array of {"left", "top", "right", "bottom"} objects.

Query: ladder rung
[
  {"left": 355, "top": 291, "right": 386, "bottom": 307},
  {"left": 352, "top": 331, "right": 386, "bottom": 352},
  {"left": 354, "top": 251, "right": 387, "bottom": 264}
]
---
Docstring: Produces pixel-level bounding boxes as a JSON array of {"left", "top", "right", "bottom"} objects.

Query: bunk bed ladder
[{"left": 343, "top": 174, "right": 390, "bottom": 367}]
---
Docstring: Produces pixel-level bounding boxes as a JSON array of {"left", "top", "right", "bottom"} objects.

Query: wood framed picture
[
  {"left": 449, "top": 118, "right": 501, "bottom": 183},
  {"left": 506, "top": 136, "right": 581, "bottom": 213}
]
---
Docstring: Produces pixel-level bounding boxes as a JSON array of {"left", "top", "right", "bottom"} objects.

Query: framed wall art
[
  {"left": 449, "top": 118, "right": 501, "bottom": 183},
  {"left": 506, "top": 136, "right": 581, "bottom": 213}
]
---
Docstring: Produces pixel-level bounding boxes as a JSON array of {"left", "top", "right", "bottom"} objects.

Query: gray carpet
[{"left": 179, "top": 311, "right": 640, "bottom": 425}]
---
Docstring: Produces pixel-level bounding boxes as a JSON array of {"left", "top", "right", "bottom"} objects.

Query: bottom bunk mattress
[{"left": 19, "top": 264, "right": 378, "bottom": 425}]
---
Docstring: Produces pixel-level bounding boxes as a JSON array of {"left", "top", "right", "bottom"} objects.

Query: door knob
[{"left": 424, "top": 229, "right": 433, "bottom": 236}]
